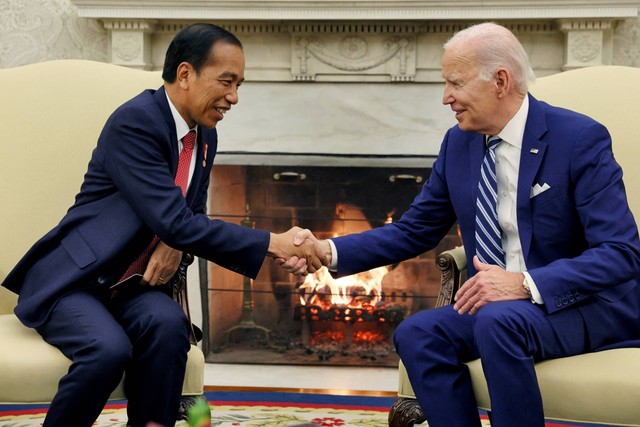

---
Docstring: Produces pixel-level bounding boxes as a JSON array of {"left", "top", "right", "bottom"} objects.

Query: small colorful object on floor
[{"left": 187, "top": 398, "right": 212, "bottom": 427}]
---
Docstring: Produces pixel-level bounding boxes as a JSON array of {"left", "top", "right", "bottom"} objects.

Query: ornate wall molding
[
  {"left": 0, "top": 0, "right": 107, "bottom": 69},
  {"left": 65, "top": 0, "right": 640, "bottom": 81},
  {"left": 614, "top": 14, "right": 640, "bottom": 67},
  {"left": 102, "top": 19, "right": 157, "bottom": 69},
  {"left": 293, "top": 30, "right": 416, "bottom": 82},
  {"left": 558, "top": 19, "right": 615, "bottom": 69},
  {"left": 71, "top": 0, "right": 640, "bottom": 21},
  {"left": 2, "top": 0, "right": 640, "bottom": 76}
]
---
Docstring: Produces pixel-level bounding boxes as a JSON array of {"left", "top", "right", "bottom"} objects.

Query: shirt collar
[
  {"left": 165, "top": 91, "right": 197, "bottom": 142},
  {"left": 495, "top": 95, "right": 529, "bottom": 150}
]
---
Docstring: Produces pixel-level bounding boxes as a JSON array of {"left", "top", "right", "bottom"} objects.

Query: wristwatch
[{"left": 522, "top": 275, "right": 535, "bottom": 303}]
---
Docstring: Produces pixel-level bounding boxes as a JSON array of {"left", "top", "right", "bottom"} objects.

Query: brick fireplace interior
[{"left": 200, "top": 163, "right": 461, "bottom": 367}]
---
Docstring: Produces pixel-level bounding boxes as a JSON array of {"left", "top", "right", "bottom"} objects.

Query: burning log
[{"left": 294, "top": 304, "right": 405, "bottom": 324}]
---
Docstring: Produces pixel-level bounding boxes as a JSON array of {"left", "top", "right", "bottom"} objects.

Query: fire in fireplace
[
  {"left": 201, "top": 163, "right": 461, "bottom": 367},
  {"left": 290, "top": 198, "right": 416, "bottom": 362},
  {"left": 293, "top": 265, "right": 406, "bottom": 361}
]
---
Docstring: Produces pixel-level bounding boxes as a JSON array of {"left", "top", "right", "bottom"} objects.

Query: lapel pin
[{"left": 530, "top": 148, "right": 539, "bottom": 154}]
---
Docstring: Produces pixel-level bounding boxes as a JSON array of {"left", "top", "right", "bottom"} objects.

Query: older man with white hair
[{"left": 287, "top": 22, "right": 640, "bottom": 427}]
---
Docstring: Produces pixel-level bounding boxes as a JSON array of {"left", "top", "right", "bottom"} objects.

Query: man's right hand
[
  {"left": 267, "top": 227, "right": 326, "bottom": 274},
  {"left": 276, "top": 228, "right": 332, "bottom": 276}
]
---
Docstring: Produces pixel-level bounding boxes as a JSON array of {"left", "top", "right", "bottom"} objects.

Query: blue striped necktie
[{"left": 475, "top": 136, "right": 506, "bottom": 268}]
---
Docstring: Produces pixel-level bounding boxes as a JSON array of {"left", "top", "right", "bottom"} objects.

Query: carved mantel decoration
[
  {"left": 291, "top": 24, "right": 418, "bottom": 82},
  {"left": 71, "top": 0, "right": 638, "bottom": 80}
]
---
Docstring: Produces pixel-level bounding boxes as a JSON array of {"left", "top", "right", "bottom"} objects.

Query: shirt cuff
[
  {"left": 327, "top": 239, "right": 338, "bottom": 272},
  {"left": 523, "top": 271, "right": 544, "bottom": 304}
]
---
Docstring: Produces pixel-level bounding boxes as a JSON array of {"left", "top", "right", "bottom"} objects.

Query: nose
[
  {"left": 442, "top": 85, "right": 453, "bottom": 105},
  {"left": 226, "top": 86, "right": 239, "bottom": 105}
]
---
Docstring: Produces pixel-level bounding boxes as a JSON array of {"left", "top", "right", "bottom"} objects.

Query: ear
[
  {"left": 176, "top": 62, "right": 193, "bottom": 89},
  {"left": 495, "top": 68, "right": 510, "bottom": 98}
]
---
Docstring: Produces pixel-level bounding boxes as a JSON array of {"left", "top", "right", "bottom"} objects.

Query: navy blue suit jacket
[
  {"left": 333, "top": 95, "right": 640, "bottom": 346},
  {"left": 3, "top": 87, "right": 269, "bottom": 328}
]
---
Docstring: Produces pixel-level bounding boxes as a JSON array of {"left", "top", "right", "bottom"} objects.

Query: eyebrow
[
  {"left": 219, "top": 71, "right": 244, "bottom": 83},
  {"left": 447, "top": 71, "right": 462, "bottom": 82}
]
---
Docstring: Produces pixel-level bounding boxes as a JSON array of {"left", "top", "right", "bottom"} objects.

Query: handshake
[{"left": 267, "top": 227, "right": 331, "bottom": 276}]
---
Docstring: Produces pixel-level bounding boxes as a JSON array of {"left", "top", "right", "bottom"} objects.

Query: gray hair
[{"left": 444, "top": 23, "right": 536, "bottom": 94}]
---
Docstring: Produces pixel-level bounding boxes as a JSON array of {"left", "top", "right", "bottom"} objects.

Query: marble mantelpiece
[
  {"left": 68, "top": 0, "right": 639, "bottom": 159},
  {"left": 72, "top": 0, "right": 638, "bottom": 77},
  {"left": 71, "top": 1, "right": 639, "bottom": 21}
]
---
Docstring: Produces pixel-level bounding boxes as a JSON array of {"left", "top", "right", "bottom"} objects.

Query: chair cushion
[
  {"left": 468, "top": 349, "right": 640, "bottom": 425},
  {"left": 0, "top": 314, "right": 204, "bottom": 404},
  {"left": 399, "top": 348, "right": 640, "bottom": 425}
]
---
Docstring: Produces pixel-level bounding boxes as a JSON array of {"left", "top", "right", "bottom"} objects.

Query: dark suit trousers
[
  {"left": 36, "top": 287, "right": 191, "bottom": 427},
  {"left": 394, "top": 301, "right": 590, "bottom": 427}
]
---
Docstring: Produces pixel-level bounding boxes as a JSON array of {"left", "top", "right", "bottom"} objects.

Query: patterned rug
[{"left": 0, "top": 390, "right": 617, "bottom": 427}]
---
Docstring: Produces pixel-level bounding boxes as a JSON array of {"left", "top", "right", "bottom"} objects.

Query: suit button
[
  {"left": 97, "top": 276, "right": 107, "bottom": 285},
  {"left": 555, "top": 298, "right": 562, "bottom": 308},
  {"left": 561, "top": 297, "right": 569, "bottom": 306}
]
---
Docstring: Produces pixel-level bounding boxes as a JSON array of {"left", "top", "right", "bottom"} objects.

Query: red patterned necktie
[
  {"left": 118, "top": 130, "right": 197, "bottom": 280},
  {"left": 174, "top": 130, "right": 196, "bottom": 196}
]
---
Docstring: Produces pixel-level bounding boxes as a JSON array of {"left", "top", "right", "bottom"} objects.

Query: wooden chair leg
[{"left": 388, "top": 397, "right": 426, "bottom": 427}]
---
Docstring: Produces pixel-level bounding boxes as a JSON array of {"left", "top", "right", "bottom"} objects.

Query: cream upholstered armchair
[
  {"left": 0, "top": 60, "right": 205, "bottom": 418},
  {"left": 389, "top": 65, "right": 640, "bottom": 427}
]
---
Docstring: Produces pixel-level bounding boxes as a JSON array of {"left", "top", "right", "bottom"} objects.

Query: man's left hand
[{"left": 453, "top": 256, "right": 528, "bottom": 315}]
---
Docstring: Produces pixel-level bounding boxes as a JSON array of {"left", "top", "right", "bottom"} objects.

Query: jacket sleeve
[
  {"left": 332, "top": 133, "right": 457, "bottom": 277},
  {"left": 529, "top": 120, "right": 640, "bottom": 313},
  {"left": 99, "top": 97, "right": 269, "bottom": 278}
]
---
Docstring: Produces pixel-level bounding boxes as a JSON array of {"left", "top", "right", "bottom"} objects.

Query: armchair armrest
[{"left": 434, "top": 246, "right": 467, "bottom": 309}]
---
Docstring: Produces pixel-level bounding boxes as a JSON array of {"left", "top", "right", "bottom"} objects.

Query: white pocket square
[{"left": 530, "top": 183, "right": 551, "bottom": 198}]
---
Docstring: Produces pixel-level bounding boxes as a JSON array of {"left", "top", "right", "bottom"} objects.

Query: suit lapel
[
  {"left": 153, "top": 88, "right": 209, "bottom": 207},
  {"left": 464, "top": 133, "right": 487, "bottom": 260},
  {"left": 153, "top": 87, "right": 180, "bottom": 176},
  {"left": 517, "top": 94, "right": 548, "bottom": 261},
  {"left": 469, "top": 133, "right": 486, "bottom": 204}
]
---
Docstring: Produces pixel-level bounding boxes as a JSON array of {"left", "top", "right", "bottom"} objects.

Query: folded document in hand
[{"left": 110, "top": 273, "right": 144, "bottom": 290}]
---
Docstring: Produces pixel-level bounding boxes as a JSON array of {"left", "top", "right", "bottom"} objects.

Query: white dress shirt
[
  {"left": 492, "top": 96, "right": 542, "bottom": 303},
  {"left": 329, "top": 95, "right": 543, "bottom": 304},
  {"left": 166, "top": 92, "right": 197, "bottom": 189}
]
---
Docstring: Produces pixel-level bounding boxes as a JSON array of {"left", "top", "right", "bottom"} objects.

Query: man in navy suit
[
  {"left": 285, "top": 23, "right": 640, "bottom": 426},
  {"left": 2, "top": 24, "right": 320, "bottom": 427}
]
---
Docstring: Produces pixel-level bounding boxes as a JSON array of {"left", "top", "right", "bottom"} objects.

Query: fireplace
[
  {"left": 67, "top": 0, "right": 639, "bottom": 370},
  {"left": 200, "top": 162, "right": 461, "bottom": 367}
]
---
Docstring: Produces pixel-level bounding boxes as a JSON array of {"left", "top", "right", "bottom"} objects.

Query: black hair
[{"left": 161, "top": 23, "right": 243, "bottom": 83}]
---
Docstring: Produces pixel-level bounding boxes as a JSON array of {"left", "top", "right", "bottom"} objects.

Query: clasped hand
[{"left": 268, "top": 227, "right": 330, "bottom": 275}]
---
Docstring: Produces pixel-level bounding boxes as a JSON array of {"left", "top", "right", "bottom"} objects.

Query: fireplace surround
[{"left": 68, "top": 0, "right": 639, "bottom": 366}]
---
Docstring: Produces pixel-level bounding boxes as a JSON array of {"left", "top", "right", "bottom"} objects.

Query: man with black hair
[{"left": 2, "top": 23, "right": 320, "bottom": 427}]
